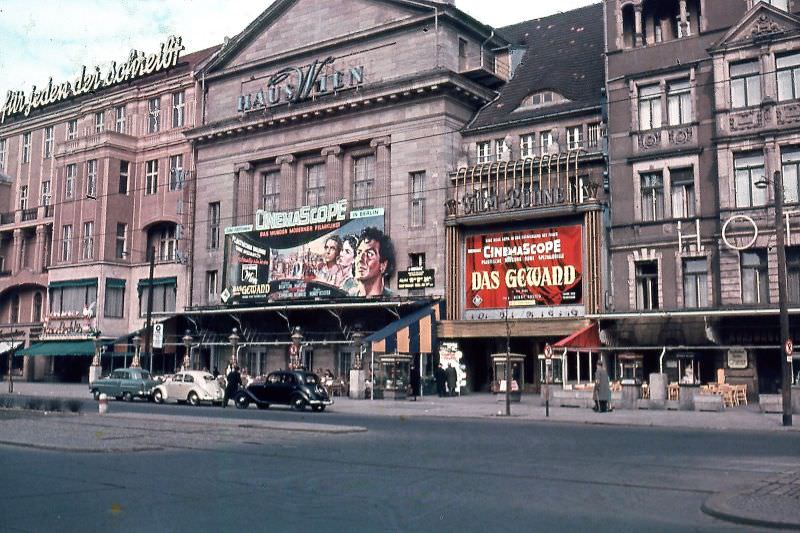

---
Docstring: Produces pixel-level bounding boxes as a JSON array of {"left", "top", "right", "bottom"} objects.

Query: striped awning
[{"left": 365, "top": 302, "right": 442, "bottom": 354}]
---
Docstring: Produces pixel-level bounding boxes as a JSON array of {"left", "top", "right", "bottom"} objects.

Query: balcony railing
[
  {"left": 22, "top": 208, "right": 37, "bottom": 222},
  {"left": 0, "top": 212, "right": 14, "bottom": 225}
]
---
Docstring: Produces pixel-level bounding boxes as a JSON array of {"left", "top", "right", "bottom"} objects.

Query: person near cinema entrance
[{"left": 350, "top": 227, "right": 395, "bottom": 297}]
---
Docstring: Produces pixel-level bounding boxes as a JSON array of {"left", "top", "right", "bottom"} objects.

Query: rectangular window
[
  {"left": 683, "top": 258, "right": 708, "bottom": 308},
  {"left": 635, "top": 261, "right": 659, "bottom": 310},
  {"left": 539, "top": 130, "right": 552, "bottom": 153},
  {"left": 65, "top": 164, "right": 76, "bottom": 199},
  {"left": 494, "top": 138, "right": 507, "bottom": 161},
  {"left": 566, "top": 126, "right": 582, "bottom": 150},
  {"left": 44, "top": 126, "right": 54, "bottom": 159},
  {"left": 94, "top": 111, "right": 104, "bottom": 133},
  {"left": 409, "top": 252, "right": 425, "bottom": 268},
  {"left": 148, "top": 97, "right": 160, "bottom": 133},
  {"left": 206, "top": 270, "right": 218, "bottom": 303},
  {"left": 104, "top": 283, "right": 125, "bottom": 318},
  {"left": 0, "top": 139, "right": 6, "bottom": 172},
  {"left": 19, "top": 185, "right": 28, "bottom": 211},
  {"left": 41, "top": 180, "right": 51, "bottom": 206},
  {"left": 172, "top": 91, "right": 185, "bottom": 128},
  {"left": 305, "top": 163, "right": 326, "bottom": 206},
  {"left": 139, "top": 281, "right": 176, "bottom": 316},
  {"left": 61, "top": 224, "right": 72, "bottom": 262},
  {"left": 82, "top": 221, "right": 94, "bottom": 260},
  {"left": 587, "top": 123, "right": 601, "bottom": 149},
  {"left": 86, "top": 159, "right": 97, "bottom": 197},
  {"left": 115, "top": 223, "right": 127, "bottom": 259},
  {"left": 22, "top": 132, "right": 31, "bottom": 163},
  {"left": 667, "top": 79, "right": 691, "bottom": 125},
  {"left": 782, "top": 146, "right": 800, "bottom": 204},
  {"left": 640, "top": 171, "right": 664, "bottom": 221},
  {"left": 670, "top": 167, "right": 695, "bottom": 218},
  {"left": 520, "top": 134, "right": 535, "bottom": 158},
  {"left": 261, "top": 171, "right": 280, "bottom": 212},
  {"left": 159, "top": 226, "right": 177, "bottom": 261},
  {"left": 741, "top": 251, "right": 769, "bottom": 304},
  {"left": 118, "top": 160, "right": 129, "bottom": 194},
  {"left": 66, "top": 119, "right": 77, "bottom": 140},
  {"left": 788, "top": 248, "right": 800, "bottom": 304},
  {"left": 49, "top": 284, "right": 96, "bottom": 315},
  {"left": 767, "top": 0, "right": 789, "bottom": 11},
  {"left": 145, "top": 159, "right": 158, "bottom": 195},
  {"left": 208, "top": 202, "right": 220, "bottom": 250},
  {"left": 410, "top": 171, "right": 426, "bottom": 228},
  {"left": 734, "top": 152, "right": 767, "bottom": 207},
  {"left": 730, "top": 60, "right": 761, "bottom": 108},
  {"left": 115, "top": 105, "right": 126, "bottom": 133},
  {"left": 476, "top": 141, "right": 491, "bottom": 164},
  {"left": 352, "top": 155, "right": 375, "bottom": 209},
  {"left": 777, "top": 52, "right": 800, "bottom": 102},
  {"left": 638, "top": 84, "right": 662, "bottom": 130},
  {"left": 169, "top": 154, "right": 183, "bottom": 191}
]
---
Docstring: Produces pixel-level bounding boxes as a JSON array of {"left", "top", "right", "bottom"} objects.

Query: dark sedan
[{"left": 234, "top": 370, "right": 333, "bottom": 412}]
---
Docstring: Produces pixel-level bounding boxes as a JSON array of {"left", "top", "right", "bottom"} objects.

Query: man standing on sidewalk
[
  {"left": 222, "top": 366, "right": 242, "bottom": 408},
  {"left": 446, "top": 363, "right": 458, "bottom": 396},
  {"left": 434, "top": 363, "right": 446, "bottom": 397}
]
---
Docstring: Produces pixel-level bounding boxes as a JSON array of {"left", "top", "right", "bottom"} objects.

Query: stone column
[
  {"left": 634, "top": 5, "right": 643, "bottom": 47},
  {"left": 321, "top": 146, "right": 342, "bottom": 204},
  {"left": 12, "top": 229, "right": 22, "bottom": 273},
  {"left": 34, "top": 225, "right": 46, "bottom": 273},
  {"left": 234, "top": 163, "right": 253, "bottom": 225},
  {"left": 276, "top": 155, "right": 295, "bottom": 210},
  {"left": 370, "top": 137, "right": 391, "bottom": 224},
  {"left": 678, "top": 0, "right": 689, "bottom": 37}
]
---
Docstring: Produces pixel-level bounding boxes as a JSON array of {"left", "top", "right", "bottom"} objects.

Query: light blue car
[{"left": 89, "top": 368, "right": 158, "bottom": 402}]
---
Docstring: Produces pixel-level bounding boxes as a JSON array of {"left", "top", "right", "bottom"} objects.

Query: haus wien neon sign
[
  {"left": 2, "top": 36, "right": 185, "bottom": 124},
  {"left": 237, "top": 56, "right": 364, "bottom": 112}
]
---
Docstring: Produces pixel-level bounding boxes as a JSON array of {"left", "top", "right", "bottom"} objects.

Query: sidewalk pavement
[{"left": 2, "top": 381, "right": 800, "bottom": 529}]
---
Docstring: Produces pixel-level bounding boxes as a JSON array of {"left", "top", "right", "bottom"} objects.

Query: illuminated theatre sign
[
  {"left": 237, "top": 56, "right": 364, "bottom": 112},
  {"left": 464, "top": 225, "right": 584, "bottom": 320},
  {"left": 221, "top": 200, "right": 391, "bottom": 305},
  {"left": 1, "top": 36, "right": 185, "bottom": 124}
]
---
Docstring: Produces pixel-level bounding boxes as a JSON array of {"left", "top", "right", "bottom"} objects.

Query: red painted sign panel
[{"left": 465, "top": 225, "right": 583, "bottom": 310}]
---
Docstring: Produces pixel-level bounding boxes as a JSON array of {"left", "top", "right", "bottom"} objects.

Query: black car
[{"left": 235, "top": 370, "right": 333, "bottom": 412}]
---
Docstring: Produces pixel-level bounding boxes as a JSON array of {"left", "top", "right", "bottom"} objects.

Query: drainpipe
[{"left": 658, "top": 346, "right": 667, "bottom": 374}]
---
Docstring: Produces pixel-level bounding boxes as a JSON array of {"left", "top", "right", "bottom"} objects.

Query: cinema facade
[{"left": 178, "top": 0, "right": 513, "bottom": 392}]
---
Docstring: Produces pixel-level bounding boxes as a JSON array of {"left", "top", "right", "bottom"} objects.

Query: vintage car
[
  {"left": 89, "top": 368, "right": 158, "bottom": 401},
  {"left": 234, "top": 370, "right": 333, "bottom": 412},
  {"left": 152, "top": 370, "right": 224, "bottom": 406}
]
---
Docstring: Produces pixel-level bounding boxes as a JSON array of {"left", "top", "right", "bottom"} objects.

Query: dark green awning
[
  {"left": 106, "top": 278, "right": 126, "bottom": 289},
  {"left": 137, "top": 277, "right": 177, "bottom": 292},
  {"left": 49, "top": 278, "right": 98, "bottom": 289},
  {"left": 16, "top": 340, "right": 96, "bottom": 357}
]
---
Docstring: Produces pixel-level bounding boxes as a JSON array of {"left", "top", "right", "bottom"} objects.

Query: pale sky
[{"left": 0, "top": 0, "right": 598, "bottom": 103}]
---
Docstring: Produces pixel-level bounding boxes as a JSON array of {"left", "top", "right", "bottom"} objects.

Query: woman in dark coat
[
  {"left": 434, "top": 363, "right": 446, "bottom": 397},
  {"left": 409, "top": 364, "right": 420, "bottom": 401},
  {"left": 594, "top": 359, "right": 611, "bottom": 412},
  {"left": 222, "top": 365, "right": 242, "bottom": 408},
  {"left": 445, "top": 364, "right": 458, "bottom": 396}
]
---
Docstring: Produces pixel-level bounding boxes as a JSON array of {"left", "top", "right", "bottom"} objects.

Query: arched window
[{"left": 10, "top": 294, "right": 20, "bottom": 323}]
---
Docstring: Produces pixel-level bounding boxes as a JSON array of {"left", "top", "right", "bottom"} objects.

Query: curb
[{"left": 702, "top": 492, "right": 800, "bottom": 530}]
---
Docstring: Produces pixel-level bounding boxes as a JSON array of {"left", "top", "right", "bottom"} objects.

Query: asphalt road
[{"left": 1, "top": 402, "right": 798, "bottom": 532}]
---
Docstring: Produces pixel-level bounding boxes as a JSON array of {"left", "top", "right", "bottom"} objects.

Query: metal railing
[
  {"left": 22, "top": 208, "right": 37, "bottom": 222},
  {"left": 0, "top": 212, "right": 14, "bottom": 225}
]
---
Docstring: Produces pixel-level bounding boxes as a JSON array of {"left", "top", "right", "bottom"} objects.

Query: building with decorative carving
[{"left": 603, "top": 0, "right": 800, "bottom": 397}]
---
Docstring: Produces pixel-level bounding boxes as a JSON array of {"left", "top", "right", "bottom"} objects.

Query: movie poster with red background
[{"left": 465, "top": 225, "right": 583, "bottom": 311}]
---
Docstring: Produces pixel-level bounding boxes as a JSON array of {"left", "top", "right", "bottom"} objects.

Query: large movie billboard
[
  {"left": 221, "top": 201, "right": 394, "bottom": 305},
  {"left": 464, "top": 225, "right": 584, "bottom": 320}
]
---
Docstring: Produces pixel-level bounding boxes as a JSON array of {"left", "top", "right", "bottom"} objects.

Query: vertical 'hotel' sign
[{"left": 2, "top": 36, "right": 185, "bottom": 123}]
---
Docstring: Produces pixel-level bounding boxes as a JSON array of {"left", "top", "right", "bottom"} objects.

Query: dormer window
[{"left": 516, "top": 91, "right": 568, "bottom": 112}]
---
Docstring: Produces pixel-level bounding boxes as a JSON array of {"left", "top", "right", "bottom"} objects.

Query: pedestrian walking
[
  {"left": 409, "top": 363, "right": 420, "bottom": 401},
  {"left": 594, "top": 358, "right": 611, "bottom": 413},
  {"left": 434, "top": 363, "right": 447, "bottom": 397},
  {"left": 445, "top": 363, "right": 457, "bottom": 396},
  {"left": 222, "top": 365, "right": 242, "bottom": 408}
]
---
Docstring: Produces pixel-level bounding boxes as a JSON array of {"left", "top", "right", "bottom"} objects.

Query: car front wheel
[
  {"left": 291, "top": 395, "right": 307, "bottom": 411},
  {"left": 153, "top": 389, "right": 164, "bottom": 404},
  {"left": 188, "top": 392, "right": 200, "bottom": 406},
  {"left": 234, "top": 393, "right": 250, "bottom": 409}
]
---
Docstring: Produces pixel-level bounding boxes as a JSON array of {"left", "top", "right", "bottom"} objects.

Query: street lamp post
[
  {"left": 229, "top": 328, "right": 240, "bottom": 366},
  {"left": 290, "top": 327, "right": 303, "bottom": 369},
  {"left": 758, "top": 170, "right": 793, "bottom": 427},
  {"left": 351, "top": 330, "right": 364, "bottom": 370},
  {"left": 131, "top": 335, "right": 142, "bottom": 368},
  {"left": 182, "top": 330, "right": 193, "bottom": 370},
  {"left": 772, "top": 170, "right": 793, "bottom": 427}
]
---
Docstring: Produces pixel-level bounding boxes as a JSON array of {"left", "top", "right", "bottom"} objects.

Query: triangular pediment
[
  {"left": 205, "top": 0, "right": 433, "bottom": 74},
  {"left": 714, "top": 3, "right": 800, "bottom": 48}
]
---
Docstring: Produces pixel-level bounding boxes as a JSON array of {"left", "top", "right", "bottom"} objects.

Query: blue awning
[{"left": 364, "top": 301, "right": 442, "bottom": 354}]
